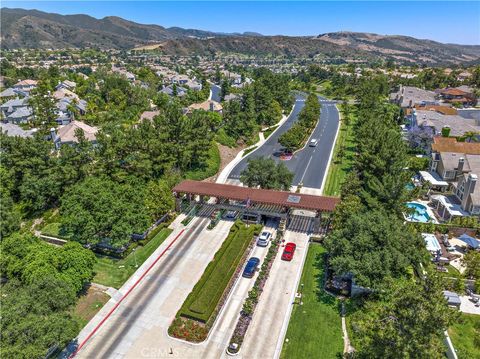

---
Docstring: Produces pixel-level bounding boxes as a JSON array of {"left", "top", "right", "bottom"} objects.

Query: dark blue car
[{"left": 242, "top": 257, "right": 260, "bottom": 278}]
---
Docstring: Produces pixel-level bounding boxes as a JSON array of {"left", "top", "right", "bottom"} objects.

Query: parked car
[
  {"left": 257, "top": 231, "right": 272, "bottom": 247},
  {"left": 309, "top": 138, "right": 318, "bottom": 147},
  {"left": 224, "top": 210, "right": 237, "bottom": 219},
  {"left": 242, "top": 257, "right": 260, "bottom": 278},
  {"left": 281, "top": 242, "right": 296, "bottom": 261}
]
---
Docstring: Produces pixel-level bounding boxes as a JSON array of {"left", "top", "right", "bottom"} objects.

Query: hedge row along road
[{"left": 169, "top": 221, "right": 261, "bottom": 341}]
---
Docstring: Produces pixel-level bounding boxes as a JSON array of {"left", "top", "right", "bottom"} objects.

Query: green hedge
[{"left": 178, "top": 221, "right": 260, "bottom": 323}]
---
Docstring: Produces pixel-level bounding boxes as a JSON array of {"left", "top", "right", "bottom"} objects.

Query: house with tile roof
[{"left": 51, "top": 120, "right": 98, "bottom": 149}]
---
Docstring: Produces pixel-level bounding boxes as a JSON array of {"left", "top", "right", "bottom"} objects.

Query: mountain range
[{"left": 2, "top": 7, "right": 480, "bottom": 65}]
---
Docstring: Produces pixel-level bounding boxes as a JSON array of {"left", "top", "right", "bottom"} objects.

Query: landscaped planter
[
  {"left": 227, "top": 235, "right": 281, "bottom": 354},
  {"left": 168, "top": 222, "right": 261, "bottom": 343}
]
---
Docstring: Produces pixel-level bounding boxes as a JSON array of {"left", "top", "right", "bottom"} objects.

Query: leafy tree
[
  {"left": 144, "top": 179, "right": 175, "bottom": 220},
  {"left": 462, "top": 250, "right": 480, "bottom": 280},
  {"left": 350, "top": 276, "right": 457, "bottom": 359},
  {"left": 29, "top": 79, "right": 57, "bottom": 129},
  {"left": 60, "top": 176, "right": 151, "bottom": 248},
  {"left": 240, "top": 157, "right": 293, "bottom": 191},
  {"left": 0, "top": 278, "right": 78, "bottom": 359},
  {"left": 325, "top": 210, "right": 426, "bottom": 289}
]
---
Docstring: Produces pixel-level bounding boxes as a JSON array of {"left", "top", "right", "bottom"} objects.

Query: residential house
[
  {"left": 436, "top": 87, "right": 477, "bottom": 107},
  {"left": 55, "top": 80, "right": 77, "bottom": 91},
  {"left": 223, "top": 94, "right": 240, "bottom": 102},
  {"left": 6, "top": 107, "right": 33, "bottom": 124},
  {"left": 187, "top": 100, "right": 223, "bottom": 114},
  {"left": 411, "top": 109, "right": 480, "bottom": 137},
  {"left": 160, "top": 85, "right": 187, "bottom": 97},
  {"left": 0, "top": 97, "right": 31, "bottom": 123},
  {"left": 0, "top": 88, "right": 20, "bottom": 99},
  {"left": 183, "top": 80, "right": 203, "bottom": 91},
  {"left": 53, "top": 88, "right": 79, "bottom": 101},
  {"left": 51, "top": 120, "right": 98, "bottom": 149},
  {"left": 170, "top": 74, "right": 190, "bottom": 85},
  {"left": 12, "top": 79, "right": 38, "bottom": 93},
  {"left": 430, "top": 137, "right": 480, "bottom": 217},
  {"left": 0, "top": 122, "right": 36, "bottom": 138},
  {"left": 112, "top": 67, "right": 136, "bottom": 82},
  {"left": 390, "top": 85, "right": 437, "bottom": 109},
  {"left": 139, "top": 110, "right": 160, "bottom": 122}
]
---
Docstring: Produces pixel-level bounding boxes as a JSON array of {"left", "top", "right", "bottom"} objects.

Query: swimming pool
[
  {"left": 422, "top": 233, "right": 442, "bottom": 253},
  {"left": 406, "top": 202, "right": 431, "bottom": 223}
]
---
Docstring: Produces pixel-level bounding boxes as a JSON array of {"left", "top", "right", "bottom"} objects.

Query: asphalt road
[
  {"left": 228, "top": 94, "right": 340, "bottom": 189},
  {"left": 211, "top": 84, "right": 221, "bottom": 102}
]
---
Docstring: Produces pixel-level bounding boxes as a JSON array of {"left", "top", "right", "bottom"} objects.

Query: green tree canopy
[{"left": 240, "top": 157, "right": 293, "bottom": 191}]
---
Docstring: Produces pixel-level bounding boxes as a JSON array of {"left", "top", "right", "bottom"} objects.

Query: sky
[{"left": 3, "top": 1, "right": 480, "bottom": 45}]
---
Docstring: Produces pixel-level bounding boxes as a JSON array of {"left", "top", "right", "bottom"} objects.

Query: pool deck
[{"left": 404, "top": 200, "right": 439, "bottom": 224}]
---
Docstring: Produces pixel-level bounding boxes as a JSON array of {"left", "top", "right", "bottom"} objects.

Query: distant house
[
  {"left": 223, "top": 93, "right": 240, "bottom": 102},
  {"left": 7, "top": 107, "right": 33, "bottom": 124},
  {"left": 53, "top": 88, "right": 79, "bottom": 101},
  {"left": 436, "top": 87, "right": 477, "bottom": 107},
  {"left": 187, "top": 100, "right": 223, "bottom": 114},
  {"left": 170, "top": 74, "right": 190, "bottom": 85},
  {"left": 184, "top": 80, "right": 203, "bottom": 91},
  {"left": 0, "top": 88, "right": 20, "bottom": 99},
  {"left": 51, "top": 120, "right": 98, "bottom": 149},
  {"left": 0, "top": 97, "right": 32, "bottom": 123},
  {"left": 390, "top": 85, "right": 437, "bottom": 109},
  {"left": 0, "top": 122, "right": 36, "bottom": 138},
  {"left": 160, "top": 85, "right": 187, "bottom": 97},
  {"left": 140, "top": 110, "right": 160, "bottom": 122},
  {"left": 55, "top": 80, "right": 77, "bottom": 91},
  {"left": 12, "top": 79, "right": 38, "bottom": 92},
  {"left": 111, "top": 67, "right": 136, "bottom": 82}
]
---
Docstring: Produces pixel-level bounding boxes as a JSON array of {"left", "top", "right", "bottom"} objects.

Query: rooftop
[
  {"left": 432, "top": 137, "right": 480, "bottom": 155},
  {"left": 173, "top": 180, "right": 340, "bottom": 212}
]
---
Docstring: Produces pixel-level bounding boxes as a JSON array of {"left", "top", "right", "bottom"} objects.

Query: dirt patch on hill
[{"left": 203, "top": 143, "right": 245, "bottom": 183}]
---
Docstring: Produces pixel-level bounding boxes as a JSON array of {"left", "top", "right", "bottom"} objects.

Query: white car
[
  {"left": 257, "top": 231, "right": 272, "bottom": 247},
  {"left": 309, "top": 139, "right": 318, "bottom": 147}
]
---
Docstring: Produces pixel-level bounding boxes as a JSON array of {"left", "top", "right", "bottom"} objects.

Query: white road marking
[{"left": 299, "top": 155, "right": 314, "bottom": 183}]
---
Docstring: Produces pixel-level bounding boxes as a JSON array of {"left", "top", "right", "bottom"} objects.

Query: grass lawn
[
  {"left": 323, "top": 106, "right": 357, "bottom": 196},
  {"left": 178, "top": 222, "right": 260, "bottom": 323},
  {"left": 281, "top": 244, "right": 343, "bottom": 359},
  {"left": 93, "top": 228, "right": 173, "bottom": 289},
  {"left": 448, "top": 313, "right": 480, "bottom": 359},
  {"left": 72, "top": 286, "right": 110, "bottom": 328}
]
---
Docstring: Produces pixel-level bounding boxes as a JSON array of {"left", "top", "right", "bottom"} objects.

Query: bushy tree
[{"left": 240, "top": 157, "right": 293, "bottom": 191}]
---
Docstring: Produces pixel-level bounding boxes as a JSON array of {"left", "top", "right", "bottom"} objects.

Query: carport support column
[
  {"left": 313, "top": 210, "right": 321, "bottom": 234},
  {"left": 175, "top": 194, "right": 182, "bottom": 212}
]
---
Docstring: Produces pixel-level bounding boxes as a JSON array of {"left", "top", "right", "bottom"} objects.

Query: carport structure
[{"left": 173, "top": 180, "right": 340, "bottom": 232}]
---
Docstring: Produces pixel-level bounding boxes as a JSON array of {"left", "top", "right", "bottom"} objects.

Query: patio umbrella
[{"left": 458, "top": 234, "right": 480, "bottom": 249}]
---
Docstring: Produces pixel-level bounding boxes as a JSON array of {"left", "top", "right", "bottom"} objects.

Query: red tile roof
[{"left": 173, "top": 180, "right": 340, "bottom": 212}]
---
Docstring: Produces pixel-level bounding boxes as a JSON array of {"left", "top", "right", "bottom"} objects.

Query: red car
[{"left": 281, "top": 242, "right": 296, "bottom": 261}]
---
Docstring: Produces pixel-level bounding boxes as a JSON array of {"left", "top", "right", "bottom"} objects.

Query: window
[
  {"left": 443, "top": 170, "right": 456, "bottom": 179},
  {"left": 471, "top": 206, "right": 480, "bottom": 215}
]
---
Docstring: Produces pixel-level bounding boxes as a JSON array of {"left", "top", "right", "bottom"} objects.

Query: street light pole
[{"left": 133, "top": 248, "right": 138, "bottom": 268}]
